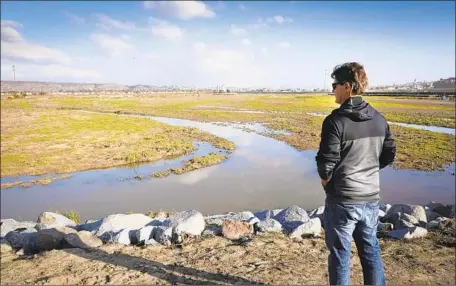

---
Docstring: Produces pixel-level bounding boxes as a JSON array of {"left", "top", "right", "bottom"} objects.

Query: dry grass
[
  {"left": 1, "top": 232, "right": 454, "bottom": 285},
  {"left": 0, "top": 101, "right": 234, "bottom": 177}
]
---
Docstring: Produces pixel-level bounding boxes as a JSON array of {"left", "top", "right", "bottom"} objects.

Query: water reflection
[{"left": 1, "top": 115, "right": 454, "bottom": 221}]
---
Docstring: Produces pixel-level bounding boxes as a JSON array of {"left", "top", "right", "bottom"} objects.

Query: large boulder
[
  {"left": 162, "top": 210, "right": 205, "bottom": 236},
  {"left": 95, "top": 213, "right": 153, "bottom": 240},
  {"left": 76, "top": 219, "right": 103, "bottom": 234},
  {"left": 384, "top": 204, "right": 426, "bottom": 225},
  {"left": 113, "top": 229, "right": 132, "bottom": 245},
  {"left": 438, "top": 219, "right": 456, "bottom": 236},
  {"left": 64, "top": 231, "right": 103, "bottom": 249},
  {"left": 387, "top": 227, "right": 428, "bottom": 240},
  {"left": 36, "top": 212, "right": 77, "bottom": 230},
  {"left": 425, "top": 217, "right": 449, "bottom": 230},
  {"left": 222, "top": 220, "right": 252, "bottom": 240},
  {"left": 289, "top": 218, "right": 322, "bottom": 239},
  {"left": 254, "top": 209, "right": 283, "bottom": 221},
  {"left": 377, "top": 222, "right": 394, "bottom": 232},
  {"left": 380, "top": 203, "right": 391, "bottom": 213},
  {"left": 202, "top": 226, "right": 222, "bottom": 237},
  {"left": 425, "top": 201, "right": 444, "bottom": 212},
  {"left": 230, "top": 211, "right": 255, "bottom": 222},
  {"left": 274, "top": 205, "right": 309, "bottom": 231},
  {"left": 1, "top": 219, "right": 36, "bottom": 238},
  {"left": 426, "top": 210, "right": 441, "bottom": 222},
  {"left": 136, "top": 226, "right": 157, "bottom": 245},
  {"left": 204, "top": 214, "right": 234, "bottom": 227},
  {"left": 36, "top": 226, "right": 77, "bottom": 251},
  {"left": 256, "top": 219, "right": 283, "bottom": 233},
  {"left": 434, "top": 205, "right": 454, "bottom": 218},
  {"left": 5, "top": 228, "right": 37, "bottom": 251},
  {"left": 153, "top": 226, "right": 173, "bottom": 245}
]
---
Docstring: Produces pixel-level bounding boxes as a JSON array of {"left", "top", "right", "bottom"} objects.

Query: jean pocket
[{"left": 326, "top": 203, "right": 351, "bottom": 225}]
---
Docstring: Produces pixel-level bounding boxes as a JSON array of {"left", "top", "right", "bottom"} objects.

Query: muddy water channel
[{"left": 1, "top": 115, "right": 455, "bottom": 221}]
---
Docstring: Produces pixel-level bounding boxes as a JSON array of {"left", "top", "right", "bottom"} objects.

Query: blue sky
[{"left": 1, "top": 1, "right": 454, "bottom": 88}]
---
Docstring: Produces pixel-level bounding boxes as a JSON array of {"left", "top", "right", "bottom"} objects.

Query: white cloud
[
  {"left": 278, "top": 41, "right": 291, "bottom": 48},
  {"left": 239, "top": 4, "right": 246, "bottom": 11},
  {"left": 267, "top": 15, "right": 293, "bottom": 24},
  {"left": 229, "top": 25, "right": 248, "bottom": 36},
  {"left": 143, "top": 1, "right": 215, "bottom": 20},
  {"left": 144, "top": 53, "right": 159, "bottom": 60},
  {"left": 1, "top": 26, "right": 22, "bottom": 42},
  {"left": 241, "top": 38, "right": 251, "bottom": 46},
  {"left": 90, "top": 33, "right": 133, "bottom": 57},
  {"left": 95, "top": 13, "right": 136, "bottom": 30},
  {"left": 192, "top": 42, "right": 207, "bottom": 51},
  {"left": 261, "top": 47, "right": 268, "bottom": 54},
  {"left": 2, "top": 41, "right": 72, "bottom": 65},
  {"left": 149, "top": 18, "right": 184, "bottom": 40},
  {"left": 1, "top": 20, "right": 23, "bottom": 28},
  {"left": 66, "top": 12, "right": 86, "bottom": 25},
  {"left": 1, "top": 20, "right": 23, "bottom": 42},
  {"left": 1, "top": 62, "right": 100, "bottom": 81}
]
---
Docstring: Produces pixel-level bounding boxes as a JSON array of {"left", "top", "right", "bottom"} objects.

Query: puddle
[
  {"left": 306, "top": 112, "right": 455, "bottom": 135},
  {"left": 213, "top": 122, "right": 291, "bottom": 135},
  {"left": 387, "top": 121, "right": 455, "bottom": 136},
  {"left": 1, "top": 114, "right": 455, "bottom": 221}
]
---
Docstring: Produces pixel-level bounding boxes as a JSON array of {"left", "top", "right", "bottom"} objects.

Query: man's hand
[{"left": 321, "top": 179, "right": 328, "bottom": 187}]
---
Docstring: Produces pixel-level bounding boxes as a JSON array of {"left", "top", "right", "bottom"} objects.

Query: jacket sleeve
[
  {"left": 379, "top": 123, "right": 396, "bottom": 169},
  {"left": 315, "top": 116, "right": 341, "bottom": 180}
]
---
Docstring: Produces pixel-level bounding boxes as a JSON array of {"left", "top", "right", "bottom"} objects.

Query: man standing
[{"left": 316, "top": 62, "right": 396, "bottom": 285}]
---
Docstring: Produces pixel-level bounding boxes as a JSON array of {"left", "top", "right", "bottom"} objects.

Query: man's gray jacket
[{"left": 316, "top": 96, "right": 396, "bottom": 204}]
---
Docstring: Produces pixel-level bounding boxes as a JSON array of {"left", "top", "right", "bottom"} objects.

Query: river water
[{"left": 1, "top": 115, "right": 455, "bottom": 221}]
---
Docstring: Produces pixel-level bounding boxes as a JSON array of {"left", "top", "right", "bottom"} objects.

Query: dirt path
[{"left": 1, "top": 233, "right": 454, "bottom": 285}]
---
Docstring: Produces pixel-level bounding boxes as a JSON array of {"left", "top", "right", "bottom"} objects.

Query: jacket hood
[{"left": 335, "top": 96, "right": 374, "bottom": 121}]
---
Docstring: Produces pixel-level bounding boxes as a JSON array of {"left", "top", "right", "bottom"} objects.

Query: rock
[
  {"left": 153, "top": 226, "right": 173, "bottom": 245},
  {"left": 410, "top": 205, "right": 427, "bottom": 224},
  {"left": 438, "top": 219, "right": 456, "bottom": 236},
  {"left": 434, "top": 205, "right": 453, "bottom": 218},
  {"left": 426, "top": 210, "right": 441, "bottom": 222},
  {"left": 395, "top": 219, "right": 415, "bottom": 230},
  {"left": 254, "top": 209, "right": 283, "bottom": 221},
  {"left": 308, "top": 206, "right": 325, "bottom": 219},
  {"left": 387, "top": 227, "right": 428, "bottom": 240},
  {"left": 274, "top": 205, "right": 309, "bottom": 231},
  {"left": 230, "top": 211, "right": 255, "bottom": 222},
  {"left": 202, "top": 226, "right": 222, "bottom": 237},
  {"left": 136, "top": 226, "right": 157, "bottom": 245},
  {"left": 402, "top": 213, "right": 419, "bottom": 225},
  {"left": 425, "top": 201, "right": 444, "bottom": 212},
  {"left": 5, "top": 228, "right": 37, "bottom": 250},
  {"left": 145, "top": 238, "right": 158, "bottom": 245},
  {"left": 425, "top": 217, "right": 449, "bottom": 230},
  {"left": 36, "top": 212, "right": 77, "bottom": 230},
  {"left": 36, "top": 227, "right": 77, "bottom": 251},
  {"left": 378, "top": 210, "right": 386, "bottom": 218},
  {"left": 222, "top": 220, "right": 252, "bottom": 240},
  {"left": 22, "top": 232, "right": 39, "bottom": 254},
  {"left": 1, "top": 219, "right": 36, "bottom": 238},
  {"left": 289, "top": 218, "right": 322, "bottom": 239},
  {"left": 380, "top": 203, "right": 391, "bottom": 213},
  {"left": 162, "top": 210, "right": 205, "bottom": 236},
  {"left": 148, "top": 219, "right": 164, "bottom": 227},
  {"left": 378, "top": 222, "right": 394, "bottom": 232},
  {"left": 256, "top": 219, "right": 283, "bottom": 233},
  {"left": 95, "top": 214, "right": 153, "bottom": 239},
  {"left": 450, "top": 205, "right": 455, "bottom": 218},
  {"left": 247, "top": 217, "right": 260, "bottom": 225},
  {"left": 154, "top": 211, "right": 168, "bottom": 220},
  {"left": 64, "top": 231, "right": 103, "bottom": 249},
  {"left": 204, "top": 214, "right": 232, "bottom": 227},
  {"left": 113, "top": 229, "right": 132, "bottom": 245},
  {"left": 385, "top": 204, "right": 426, "bottom": 225},
  {"left": 76, "top": 219, "right": 103, "bottom": 234}
]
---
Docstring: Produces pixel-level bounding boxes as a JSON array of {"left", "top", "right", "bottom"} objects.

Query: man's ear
[{"left": 344, "top": 82, "right": 351, "bottom": 91}]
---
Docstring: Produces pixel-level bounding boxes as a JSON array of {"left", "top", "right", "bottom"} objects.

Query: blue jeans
[{"left": 324, "top": 201, "right": 386, "bottom": 285}]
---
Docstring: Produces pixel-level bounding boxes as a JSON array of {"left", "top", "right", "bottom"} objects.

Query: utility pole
[{"left": 12, "top": 65, "right": 16, "bottom": 81}]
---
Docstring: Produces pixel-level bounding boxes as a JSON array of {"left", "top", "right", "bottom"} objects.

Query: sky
[{"left": 1, "top": 1, "right": 455, "bottom": 89}]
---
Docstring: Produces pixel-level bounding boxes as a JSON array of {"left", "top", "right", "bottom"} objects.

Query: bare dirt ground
[{"left": 1, "top": 232, "right": 454, "bottom": 285}]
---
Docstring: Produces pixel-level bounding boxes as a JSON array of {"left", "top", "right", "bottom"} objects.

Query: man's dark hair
[{"left": 331, "top": 62, "right": 368, "bottom": 95}]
